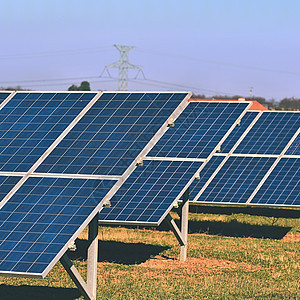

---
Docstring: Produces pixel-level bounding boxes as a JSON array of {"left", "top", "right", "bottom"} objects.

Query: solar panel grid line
[
  {"left": 246, "top": 127, "right": 300, "bottom": 204},
  {"left": 29, "top": 172, "right": 122, "bottom": 180},
  {"left": 283, "top": 155, "right": 300, "bottom": 158},
  {"left": 0, "top": 91, "right": 15, "bottom": 110},
  {"left": 0, "top": 92, "right": 102, "bottom": 209},
  {"left": 229, "top": 154, "right": 280, "bottom": 158},
  {"left": 192, "top": 110, "right": 263, "bottom": 202},
  {"left": 144, "top": 156, "right": 206, "bottom": 162}
]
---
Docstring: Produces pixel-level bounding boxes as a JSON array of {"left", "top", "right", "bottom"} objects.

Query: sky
[{"left": 1, "top": 0, "right": 300, "bottom": 101}]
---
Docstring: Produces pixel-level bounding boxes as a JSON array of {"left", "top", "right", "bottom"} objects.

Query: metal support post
[
  {"left": 180, "top": 188, "right": 189, "bottom": 261},
  {"left": 60, "top": 213, "right": 99, "bottom": 300},
  {"left": 87, "top": 213, "right": 99, "bottom": 299}
]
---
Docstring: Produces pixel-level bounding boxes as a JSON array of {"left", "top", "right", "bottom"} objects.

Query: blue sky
[{"left": 1, "top": 0, "right": 300, "bottom": 101}]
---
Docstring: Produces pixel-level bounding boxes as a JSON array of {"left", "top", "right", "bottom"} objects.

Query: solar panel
[
  {"left": 189, "top": 156, "right": 225, "bottom": 201},
  {"left": 0, "top": 91, "right": 191, "bottom": 277},
  {"left": 234, "top": 112, "right": 300, "bottom": 155},
  {"left": 195, "top": 157, "right": 276, "bottom": 204},
  {"left": 147, "top": 102, "right": 250, "bottom": 159},
  {"left": 36, "top": 92, "right": 188, "bottom": 176},
  {"left": 220, "top": 111, "right": 260, "bottom": 153},
  {"left": 250, "top": 158, "right": 299, "bottom": 206},
  {"left": 0, "top": 92, "right": 12, "bottom": 106},
  {"left": 99, "top": 101, "right": 251, "bottom": 225},
  {"left": 0, "top": 92, "right": 98, "bottom": 172},
  {"left": 99, "top": 160, "right": 202, "bottom": 225},
  {"left": 192, "top": 111, "right": 300, "bottom": 207},
  {"left": 0, "top": 177, "right": 116, "bottom": 277}
]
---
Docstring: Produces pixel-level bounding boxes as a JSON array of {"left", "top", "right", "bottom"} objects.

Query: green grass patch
[{"left": 0, "top": 211, "right": 299, "bottom": 299}]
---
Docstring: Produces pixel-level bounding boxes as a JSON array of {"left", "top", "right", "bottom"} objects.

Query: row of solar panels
[{"left": 0, "top": 91, "right": 298, "bottom": 279}]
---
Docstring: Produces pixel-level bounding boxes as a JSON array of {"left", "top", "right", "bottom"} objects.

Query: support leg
[
  {"left": 87, "top": 213, "right": 99, "bottom": 299},
  {"left": 180, "top": 188, "right": 189, "bottom": 262}
]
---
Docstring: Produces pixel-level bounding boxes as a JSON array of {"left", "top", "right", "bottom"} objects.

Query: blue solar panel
[
  {"left": 189, "top": 156, "right": 225, "bottom": 201},
  {"left": 0, "top": 92, "right": 97, "bottom": 173},
  {"left": 0, "top": 177, "right": 116, "bottom": 277},
  {"left": 0, "top": 176, "right": 22, "bottom": 202},
  {"left": 147, "top": 102, "right": 250, "bottom": 159},
  {"left": 250, "top": 158, "right": 299, "bottom": 206},
  {"left": 195, "top": 157, "right": 276, "bottom": 204},
  {"left": 0, "top": 92, "right": 11, "bottom": 106},
  {"left": 36, "top": 92, "right": 188, "bottom": 176},
  {"left": 99, "top": 160, "right": 202, "bottom": 225},
  {"left": 234, "top": 112, "right": 300, "bottom": 155},
  {"left": 220, "top": 111, "right": 259, "bottom": 153},
  {"left": 286, "top": 134, "right": 300, "bottom": 155}
]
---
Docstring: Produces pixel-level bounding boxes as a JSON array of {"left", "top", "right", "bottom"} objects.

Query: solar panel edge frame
[
  {"left": 0, "top": 91, "right": 16, "bottom": 110},
  {"left": 0, "top": 91, "right": 104, "bottom": 210},
  {"left": 99, "top": 101, "right": 252, "bottom": 226}
]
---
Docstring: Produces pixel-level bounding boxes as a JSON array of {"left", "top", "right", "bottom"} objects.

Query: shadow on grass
[
  {"left": 0, "top": 284, "right": 80, "bottom": 300},
  {"left": 68, "top": 239, "right": 169, "bottom": 265},
  {"left": 155, "top": 218, "right": 291, "bottom": 239}
]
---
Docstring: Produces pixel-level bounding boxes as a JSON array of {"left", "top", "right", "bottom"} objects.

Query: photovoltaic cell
[
  {"left": 234, "top": 112, "right": 300, "bottom": 155},
  {"left": 286, "top": 135, "right": 300, "bottom": 155},
  {"left": 99, "top": 160, "right": 202, "bottom": 225},
  {"left": 188, "top": 156, "right": 225, "bottom": 201},
  {"left": 250, "top": 158, "right": 300, "bottom": 206},
  {"left": 148, "top": 102, "right": 249, "bottom": 159},
  {"left": 195, "top": 157, "right": 276, "bottom": 204},
  {"left": 36, "top": 92, "right": 188, "bottom": 176},
  {"left": 0, "top": 92, "right": 97, "bottom": 173},
  {"left": 0, "top": 176, "right": 22, "bottom": 202},
  {"left": 0, "top": 92, "right": 11, "bottom": 106},
  {"left": 220, "top": 111, "right": 259, "bottom": 153},
  {"left": 0, "top": 177, "right": 116, "bottom": 277}
]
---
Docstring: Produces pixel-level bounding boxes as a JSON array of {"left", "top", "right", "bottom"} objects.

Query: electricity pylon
[{"left": 101, "top": 44, "right": 145, "bottom": 91}]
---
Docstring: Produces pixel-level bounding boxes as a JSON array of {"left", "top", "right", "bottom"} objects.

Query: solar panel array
[
  {"left": 0, "top": 91, "right": 191, "bottom": 278},
  {"left": 0, "top": 92, "right": 12, "bottom": 106},
  {"left": 99, "top": 101, "right": 250, "bottom": 225},
  {"left": 190, "top": 111, "right": 300, "bottom": 207}
]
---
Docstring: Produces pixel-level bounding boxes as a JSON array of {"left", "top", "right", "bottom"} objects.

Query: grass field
[{"left": 0, "top": 207, "right": 299, "bottom": 299}]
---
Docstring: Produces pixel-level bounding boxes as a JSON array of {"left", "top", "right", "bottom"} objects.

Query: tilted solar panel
[
  {"left": 36, "top": 92, "right": 188, "bottom": 176},
  {"left": 99, "top": 102, "right": 251, "bottom": 225},
  {"left": 234, "top": 112, "right": 300, "bottom": 155},
  {"left": 0, "top": 92, "right": 97, "bottom": 172},
  {"left": 250, "top": 158, "right": 299, "bottom": 206},
  {"left": 99, "top": 160, "right": 202, "bottom": 225},
  {"left": 0, "top": 91, "right": 191, "bottom": 277},
  {"left": 220, "top": 111, "right": 260, "bottom": 153},
  {"left": 195, "top": 157, "right": 276, "bottom": 204},
  {"left": 147, "top": 102, "right": 249, "bottom": 159}
]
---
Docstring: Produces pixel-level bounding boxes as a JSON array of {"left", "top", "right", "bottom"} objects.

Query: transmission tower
[{"left": 101, "top": 44, "right": 145, "bottom": 91}]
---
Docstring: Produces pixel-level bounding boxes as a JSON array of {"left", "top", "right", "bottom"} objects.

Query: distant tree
[
  {"left": 191, "top": 93, "right": 207, "bottom": 99},
  {"left": 1, "top": 86, "right": 30, "bottom": 91},
  {"left": 78, "top": 81, "right": 91, "bottom": 91},
  {"left": 67, "top": 81, "right": 91, "bottom": 91},
  {"left": 68, "top": 84, "right": 79, "bottom": 91},
  {"left": 277, "top": 97, "right": 300, "bottom": 111}
]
